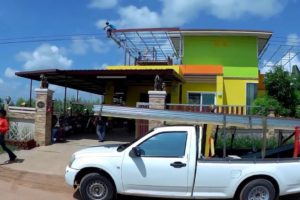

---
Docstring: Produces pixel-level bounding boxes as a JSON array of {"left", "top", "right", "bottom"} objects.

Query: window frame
[
  {"left": 137, "top": 131, "right": 188, "bottom": 158},
  {"left": 187, "top": 91, "right": 216, "bottom": 106}
]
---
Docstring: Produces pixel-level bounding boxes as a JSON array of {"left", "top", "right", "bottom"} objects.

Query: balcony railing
[{"left": 137, "top": 102, "right": 259, "bottom": 115}]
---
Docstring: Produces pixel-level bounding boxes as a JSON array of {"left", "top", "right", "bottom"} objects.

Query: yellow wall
[
  {"left": 105, "top": 65, "right": 259, "bottom": 107},
  {"left": 170, "top": 82, "right": 180, "bottom": 104},
  {"left": 104, "top": 81, "right": 114, "bottom": 104},
  {"left": 106, "top": 65, "right": 182, "bottom": 105},
  {"left": 182, "top": 82, "right": 216, "bottom": 104},
  {"left": 216, "top": 76, "right": 223, "bottom": 105},
  {"left": 223, "top": 78, "right": 258, "bottom": 105},
  {"left": 126, "top": 86, "right": 152, "bottom": 107}
]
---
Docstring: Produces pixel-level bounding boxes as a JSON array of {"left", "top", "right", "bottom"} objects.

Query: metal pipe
[
  {"left": 29, "top": 79, "right": 32, "bottom": 107},
  {"left": 222, "top": 114, "right": 227, "bottom": 158},
  {"left": 64, "top": 86, "right": 67, "bottom": 115},
  {"left": 261, "top": 117, "right": 267, "bottom": 158},
  {"left": 93, "top": 105, "right": 300, "bottom": 130}
]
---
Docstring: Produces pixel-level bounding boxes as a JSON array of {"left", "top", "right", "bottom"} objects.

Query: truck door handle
[{"left": 170, "top": 162, "right": 186, "bottom": 168}]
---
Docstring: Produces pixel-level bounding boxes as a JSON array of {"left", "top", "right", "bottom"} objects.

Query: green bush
[
  {"left": 264, "top": 66, "right": 298, "bottom": 116},
  {"left": 252, "top": 96, "right": 281, "bottom": 116},
  {"left": 296, "top": 105, "right": 300, "bottom": 118},
  {"left": 216, "top": 135, "right": 279, "bottom": 150}
]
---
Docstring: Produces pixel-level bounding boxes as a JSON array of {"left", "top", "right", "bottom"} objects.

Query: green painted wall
[{"left": 183, "top": 36, "right": 258, "bottom": 78}]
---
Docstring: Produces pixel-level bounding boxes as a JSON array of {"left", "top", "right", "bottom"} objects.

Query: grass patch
[{"left": 216, "top": 135, "right": 294, "bottom": 150}]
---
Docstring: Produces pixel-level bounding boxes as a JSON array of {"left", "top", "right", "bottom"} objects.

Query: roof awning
[
  {"left": 180, "top": 65, "right": 223, "bottom": 75},
  {"left": 15, "top": 69, "right": 183, "bottom": 95}
]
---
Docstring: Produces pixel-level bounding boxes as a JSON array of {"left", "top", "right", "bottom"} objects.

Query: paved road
[{"left": 0, "top": 166, "right": 299, "bottom": 200}]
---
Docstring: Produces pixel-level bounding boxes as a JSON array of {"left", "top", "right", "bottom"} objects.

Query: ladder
[{"left": 93, "top": 105, "right": 300, "bottom": 130}]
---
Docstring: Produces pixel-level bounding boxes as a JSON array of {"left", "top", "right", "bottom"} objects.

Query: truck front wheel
[
  {"left": 239, "top": 179, "right": 276, "bottom": 200},
  {"left": 79, "top": 173, "right": 115, "bottom": 200}
]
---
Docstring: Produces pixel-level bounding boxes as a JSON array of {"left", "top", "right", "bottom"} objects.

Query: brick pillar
[
  {"left": 148, "top": 91, "right": 167, "bottom": 130},
  {"left": 35, "top": 89, "right": 54, "bottom": 146}
]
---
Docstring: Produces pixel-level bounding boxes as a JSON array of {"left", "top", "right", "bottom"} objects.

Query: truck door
[{"left": 121, "top": 130, "right": 191, "bottom": 197}]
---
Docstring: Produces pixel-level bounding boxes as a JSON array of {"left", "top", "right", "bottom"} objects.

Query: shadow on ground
[
  {"left": 72, "top": 189, "right": 300, "bottom": 200},
  {"left": 0, "top": 158, "right": 24, "bottom": 165},
  {"left": 66, "top": 127, "right": 135, "bottom": 143}
]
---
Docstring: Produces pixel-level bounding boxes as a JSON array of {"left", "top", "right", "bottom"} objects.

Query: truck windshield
[
  {"left": 117, "top": 128, "right": 155, "bottom": 152},
  {"left": 117, "top": 136, "right": 144, "bottom": 152}
]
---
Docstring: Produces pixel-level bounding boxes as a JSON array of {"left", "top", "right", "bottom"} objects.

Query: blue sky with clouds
[{"left": 0, "top": 0, "right": 300, "bottom": 102}]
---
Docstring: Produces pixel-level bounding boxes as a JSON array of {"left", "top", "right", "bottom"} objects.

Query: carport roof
[{"left": 15, "top": 69, "right": 183, "bottom": 95}]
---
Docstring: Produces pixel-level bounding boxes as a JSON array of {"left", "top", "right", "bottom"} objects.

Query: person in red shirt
[{"left": 0, "top": 109, "right": 16, "bottom": 161}]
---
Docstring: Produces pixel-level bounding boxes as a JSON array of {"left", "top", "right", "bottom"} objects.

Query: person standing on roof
[
  {"left": 0, "top": 109, "right": 17, "bottom": 162},
  {"left": 103, "top": 21, "right": 116, "bottom": 38}
]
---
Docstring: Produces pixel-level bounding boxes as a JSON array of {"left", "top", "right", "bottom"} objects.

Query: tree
[
  {"left": 15, "top": 97, "right": 27, "bottom": 106},
  {"left": 264, "top": 66, "right": 298, "bottom": 116},
  {"left": 252, "top": 95, "right": 293, "bottom": 117},
  {"left": 0, "top": 98, "right": 3, "bottom": 109}
]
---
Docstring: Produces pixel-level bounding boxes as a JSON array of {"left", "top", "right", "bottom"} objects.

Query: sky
[{"left": 1, "top": 0, "right": 300, "bottom": 102}]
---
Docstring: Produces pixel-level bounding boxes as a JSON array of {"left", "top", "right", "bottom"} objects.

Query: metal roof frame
[
  {"left": 112, "top": 28, "right": 181, "bottom": 62},
  {"left": 111, "top": 28, "right": 272, "bottom": 63}
]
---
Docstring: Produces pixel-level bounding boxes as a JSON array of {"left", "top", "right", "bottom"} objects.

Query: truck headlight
[{"left": 69, "top": 154, "right": 76, "bottom": 167}]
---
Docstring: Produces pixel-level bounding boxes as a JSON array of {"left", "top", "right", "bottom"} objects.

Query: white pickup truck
[{"left": 65, "top": 125, "right": 300, "bottom": 200}]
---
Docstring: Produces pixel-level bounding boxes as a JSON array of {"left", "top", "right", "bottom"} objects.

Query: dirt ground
[
  {"left": 0, "top": 166, "right": 299, "bottom": 200},
  {"left": 0, "top": 166, "right": 77, "bottom": 200}
]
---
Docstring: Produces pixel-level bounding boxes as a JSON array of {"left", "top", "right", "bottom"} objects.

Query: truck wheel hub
[
  {"left": 87, "top": 181, "right": 107, "bottom": 199},
  {"left": 248, "top": 186, "right": 270, "bottom": 200}
]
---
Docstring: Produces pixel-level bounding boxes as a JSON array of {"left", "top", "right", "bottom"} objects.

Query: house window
[
  {"left": 246, "top": 83, "right": 257, "bottom": 114},
  {"left": 188, "top": 93, "right": 215, "bottom": 106}
]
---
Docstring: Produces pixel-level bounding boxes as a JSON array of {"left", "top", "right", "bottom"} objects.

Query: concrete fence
[
  {"left": 4, "top": 88, "right": 54, "bottom": 146},
  {"left": 7, "top": 106, "right": 36, "bottom": 142}
]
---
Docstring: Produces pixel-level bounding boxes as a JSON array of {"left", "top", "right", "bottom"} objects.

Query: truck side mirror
[{"left": 130, "top": 147, "right": 142, "bottom": 157}]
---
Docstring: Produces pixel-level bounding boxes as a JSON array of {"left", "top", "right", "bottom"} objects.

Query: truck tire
[
  {"left": 80, "top": 173, "right": 115, "bottom": 200},
  {"left": 239, "top": 179, "right": 276, "bottom": 200}
]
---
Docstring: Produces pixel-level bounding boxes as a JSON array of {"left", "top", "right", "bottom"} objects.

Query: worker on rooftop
[{"left": 103, "top": 21, "right": 116, "bottom": 38}]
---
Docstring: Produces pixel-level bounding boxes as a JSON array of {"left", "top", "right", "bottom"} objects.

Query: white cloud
[
  {"left": 207, "top": 0, "right": 284, "bottom": 19},
  {"left": 161, "top": 0, "right": 285, "bottom": 26},
  {"left": 4, "top": 67, "right": 18, "bottom": 78},
  {"left": 96, "top": 6, "right": 162, "bottom": 29},
  {"left": 117, "top": 6, "right": 161, "bottom": 28},
  {"left": 71, "top": 37, "right": 109, "bottom": 55},
  {"left": 89, "top": 38, "right": 109, "bottom": 53},
  {"left": 260, "top": 33, "right": 300, "bottom": 74},
  {"left": 260, "top": 60, "right": 274, "bottom": 74},
  {"left": 261, "top": 52, "right": 300, "bottom": 74},
  {"left": 96, "top": 6, "right": 161, "bottom": 29},
  {"left": 280, "top": 52, "right": 300, "bottom": 72},
  {"left": 96, "top": 19, "right": 118, "bottom": 30},
  {"left": 71, "top": 38, "right": 89, "bottom": 55},
  {"left": 96, "top": 0, "right": 286, "bottom": 29},
  {"left": 88, "top": 0, "right": 118, "bottom": 9},
  {"left": 17, "top": 44, "right": 73, "bottom": 70},
  {"left": 287, "top": 34, "right": 300, "bottom": 46},
  {"left": 93, "top": 63, "right": 108, "bottom": 69},
  {"left": 49, "top": 85, "right": 59, "bottom": 91}
]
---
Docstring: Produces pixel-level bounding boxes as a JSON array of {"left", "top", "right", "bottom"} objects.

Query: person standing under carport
[
  {"left": 94, "top": 116, "right": 106, "bottom": 142},
  {"left": 0, "top": 109, "right": 16, "bottom": 162}
]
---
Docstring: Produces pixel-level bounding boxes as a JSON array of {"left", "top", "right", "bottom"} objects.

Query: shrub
[
  {"left": 252, "top": 96, "right": 282, "bottom": 116},
  {"left": 296, "top": 105, "right": 300, "bottom": 118}
]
